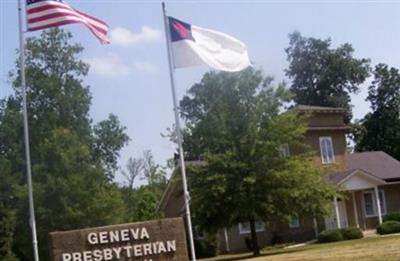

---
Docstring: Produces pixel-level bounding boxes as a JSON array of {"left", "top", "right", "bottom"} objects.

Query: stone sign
[{"left": 49, "top": 217, "right": 188, "bottom": 261}]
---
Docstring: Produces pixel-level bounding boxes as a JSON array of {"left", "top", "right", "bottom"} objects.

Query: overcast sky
[{"left": 1, "top": 0, "right": 400, "bottom": 183}]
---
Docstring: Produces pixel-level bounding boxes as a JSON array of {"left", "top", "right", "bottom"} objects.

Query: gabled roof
[
  {"left": 292, "top": 105, "right": 346, "bottom": 113},
  {"left": 324, "top": 169, "right": 358, "bottom": 185},
  {"left": 348, "top": 151, "right": 400, "bottom": 181},
  {"left": 324, "top": 168, "right": 385, "bottom": 185},
  {"left": 326, "top": 151, "right": 400, "bottom": 185}
]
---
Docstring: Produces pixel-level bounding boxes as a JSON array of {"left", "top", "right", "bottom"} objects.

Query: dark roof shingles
[
  {"left": 324, "top": 169, "right": 355, "bottom": 185},
  {"left": 348, "top": 151, "right": 400, "bottom": 181},
  {"left": 325, "top": 151, "right": 400, "bottom": 184}
]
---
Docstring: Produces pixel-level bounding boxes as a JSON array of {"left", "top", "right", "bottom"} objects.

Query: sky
[{"left": 1, "top": 0, "right": 400, "bottom": 183}]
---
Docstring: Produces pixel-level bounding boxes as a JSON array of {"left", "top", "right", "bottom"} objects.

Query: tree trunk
[{"left": 249, "top": 217, "right": 260, "bottom": 256}]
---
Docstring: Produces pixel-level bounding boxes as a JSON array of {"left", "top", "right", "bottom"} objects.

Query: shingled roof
[
  {"left": 325, "top": 169, "right": 359, "bottom": 185},
  {"left": 348, "top": 151, "right": 400, "bottom": 181},
  {"left": 325, "top": 151, "right": 400, "bottom": 185}
]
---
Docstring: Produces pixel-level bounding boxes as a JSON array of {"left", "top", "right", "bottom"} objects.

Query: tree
[
  {"left": 17, "top": 128, "right": 127, "bottom": 258},
  {"left": 93, "top": 114, "right": 130, "bottom": 180},
  {"left": 142, "top": 150, "right": 167, "bottom": 188},
  {"left": 129, "top": 186, "right": 163, "bottom": 222},
  {"left": 122, "top": 157, "right": 144, "bottom": 189},
  {"left": 285, "top": 31, "right": 370, "bottom": 123},
  {"left": 180, "top": 68, "right": 335, "bottom": 256},
  {"left": 353, "top": 64, "right": 400, "bottom": 159},
  {"left": 0, "top": 28, "right": 129, "bottom": 260},
  {"left": 0, "top": 95, "right": 23, "bottom": 261},
  {"left": 120, "top": 150, "right": 167, "bottom": 222},
  {"left": 121, "top": 156, "right": 144, "bottom": 220},
  {"left": 0, "top": 158, "right": 20, "bottom": 261}
]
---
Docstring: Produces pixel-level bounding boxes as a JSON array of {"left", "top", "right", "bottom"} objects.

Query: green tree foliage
[
  {"left": 353, "top": 64, "right": 400, "bottom": 160},
  {"left": 285, "top": 31, "right": 370, "bottom": 123},
  {"left": 0, "top": 159, "right": 20, "bottom": 261},
  {"left": 93, "top": 114, "right": 130, "bottom": 180},
  {"left": 0, "top": 28, "right": 128, "bottom": 260},
  {"left": 142, "top": 150, "right": 167, "bottom": 189},
  {"left": 0, "top": 96, "right": 24, "bottom": 261},
  {"left": 180, "top": 68, "right": 336, "bottom": 255},
  {"left": 129, "top": 186, "right": 163, "bottom": 221},
  {"left": 120, "top": 150, "right": 167, "bottom": 222}
]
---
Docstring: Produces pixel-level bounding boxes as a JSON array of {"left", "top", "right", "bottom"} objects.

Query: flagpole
[
  {"left": 162, "top": 3, "right": 196, "bottom": 260},
  {"left": 17, "top": 1, "right": 40, "bottom": 260}
]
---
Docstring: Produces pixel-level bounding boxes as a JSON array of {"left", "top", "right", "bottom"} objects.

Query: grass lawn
[{"left": 202, "top": 234, "right": 400, "bottom": 261}]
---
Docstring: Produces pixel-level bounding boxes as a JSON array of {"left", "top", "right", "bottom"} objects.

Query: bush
[
  {"left": 318, "top": 229, "right": 343, "bottom": 243},
  {"left": 383, "top": 212, "right": 400, "bottom": 222},
  {"left": 318, "top": 227, "right": 364, "bottom": 243},
  {"left": 377, "top": 221, "right": 400, "bottom": 235},
  {"left": 341, "top": 227, "right": 363, "bottom": 240},
  {"left": 194, "top": 238, "right": 217, "bottom": 258},
  {"left": 271, "top": 230, "right": 283, "bottom": 245}
]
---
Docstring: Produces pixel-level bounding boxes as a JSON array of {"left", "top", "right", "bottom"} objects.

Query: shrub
[
  {"left": 194, "top": 236, "right": 217, "bottom": 258},
  {"left": 318, "top": 229, "right": 343, "bottom": 243},
  {"left": 383, "top": 212, "right": 400, "bottom": 222},
  {"left": 318, "top": 227, "right": 364, "bottom": 243},
  {"left": 271, "top": 230, "right": 283, "bottom": 245},
  {"left": 377, "top": 221, "right": 400, "bottom": 235},
  {"left": 341, "top": 227, "right": 363, "bottom": 240}
]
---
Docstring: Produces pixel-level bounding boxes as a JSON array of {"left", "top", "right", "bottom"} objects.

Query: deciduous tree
[
  {"left": 0, "top": 28, "right": 128, "bottom": 260},
  {"left": 122, "top": 157, "right": 144, "bottom": 189},
  {"left": 93, "top": 114, "right": 130, "bottom": 180},
  {"left": 353, "top": 64, "right": 400, "bottom": 159},
  {"left": 180, "top": 68, "right": 335, "bottom": 256},
  {"left": 120, "top": 150, "right": 167, "bottom": 222},
  {"left": 285, "top": 31, "right": 370, "bottom": 123}
]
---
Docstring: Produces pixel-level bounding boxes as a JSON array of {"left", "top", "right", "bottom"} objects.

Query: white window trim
[
  {"left": 238, "top": 222, "right": 265, "bottom": 234},
  {"left": 319, "top": 136, "right": 335, "bottom": 164},
  {"left": 289, "top": 216, "right": 300, "bottom": 228},
  {"left": 363, "top": 190, "right": 387, "bottom": 218}
]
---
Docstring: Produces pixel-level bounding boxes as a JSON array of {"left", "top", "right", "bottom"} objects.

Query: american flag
[{"left": 26, "top": 0, "right": 109, "bottom": 44}]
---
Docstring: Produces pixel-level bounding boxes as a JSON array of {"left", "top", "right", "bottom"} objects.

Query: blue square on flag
[{"left": 168, "top": 17, "right": 194, "bottom": 42}]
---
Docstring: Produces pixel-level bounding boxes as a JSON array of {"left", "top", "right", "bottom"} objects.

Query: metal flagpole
[
  {"left": 17, "top": 0, "right": 40, "bottom": 260},
  {"left": 161, "top": 3, "right": 196, "bottom": 260}
]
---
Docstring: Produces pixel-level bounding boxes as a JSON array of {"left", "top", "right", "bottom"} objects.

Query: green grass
[{"left": 202, "top": 234, "right": 400, "bottom": 261}]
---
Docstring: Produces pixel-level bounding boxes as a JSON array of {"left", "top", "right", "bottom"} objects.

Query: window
[
  {"left": 238, "top": 222, "right": 265, "bottom": 234},
  {"left": 363, "top": 190, "right": 387, "bottom": 217},
  {"left": 279, "top": 144, "right": 290, "bottom": 157},
  {"left": 363, "top": 192, "right": 374, "bottom": 216},
  {"left": 289, "top": 216, "right": 300, "bottom": 228},
  {"left": 319, "top": 137, "right": 335, "bottom": 164}
]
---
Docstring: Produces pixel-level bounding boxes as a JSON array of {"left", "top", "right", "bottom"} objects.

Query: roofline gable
[{"left": 338, "top": 168, "right": 386, "bottom": 187}]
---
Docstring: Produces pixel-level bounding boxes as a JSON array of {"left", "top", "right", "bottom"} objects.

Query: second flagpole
[{"left": 161, "top": 3, "right": 197, "bottom": 260}]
